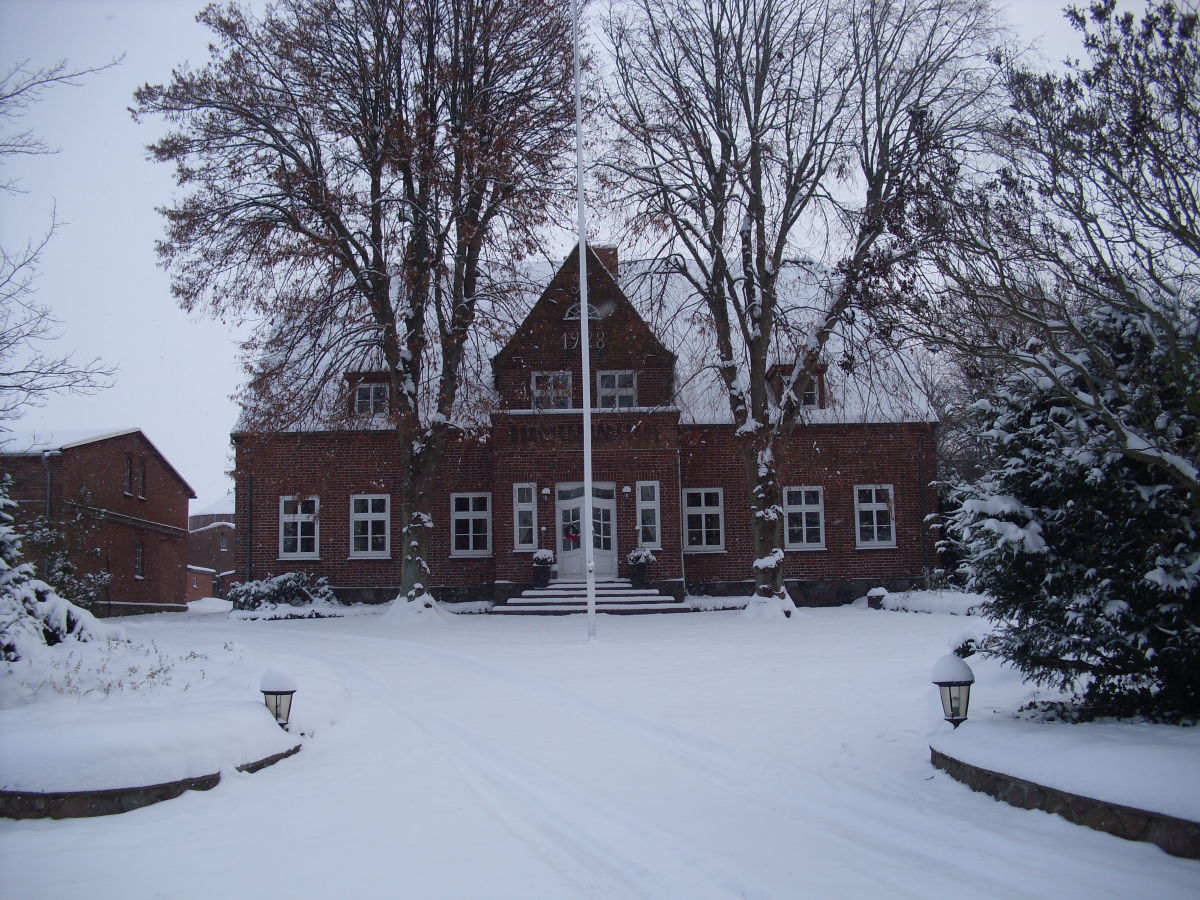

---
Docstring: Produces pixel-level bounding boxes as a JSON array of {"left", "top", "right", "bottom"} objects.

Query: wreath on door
[{"left": 565, "top": 524, "right": 580, "bottom": 543}]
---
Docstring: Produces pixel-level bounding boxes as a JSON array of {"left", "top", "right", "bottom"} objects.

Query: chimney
[{"left": 592, "top": 245, "right": 618, "bottom": 276}]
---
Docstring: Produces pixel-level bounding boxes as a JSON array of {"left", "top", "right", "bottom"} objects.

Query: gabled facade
[
  {"left": 233, "top": 246, "right": 938, "bottom": 607},
  {"left": 2, "top": 428, "right": 196, "bottom": 615}
]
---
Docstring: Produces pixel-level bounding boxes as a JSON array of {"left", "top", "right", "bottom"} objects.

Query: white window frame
[
  {"left": 597, "top": 370, "right": 637, "bottom": 409},
  {"left": 513, "top": 483, "right": 537, "bottom": 551},
  {"left": 133, "top": 541, "right": 144, "bottom": 578},
  {"left": 349, "top": 494, "right": 390, "bottom": 558},
  {"left": 279, "top": 495, "right": 320, "bottom": 559},
  {"left": 636, "top": 480, "right": 661, "bottom": 549},
  {"left": 783, "top": 486, "right": 825, "bottom": 550},
  {"left": 451, "top": 492, "right": 492, "bottom": 557},
  {"left": 532, "top": 371, "right": 572, "bottom": 410},
  {"left": 683, "top": 488, "right": 724, "bottom": 552},
  {"left": 354, "top": 381, "right": 389, "bottom": 415},
  {"left": 855, "top": 484, "right": 896, "bottom": 549}
]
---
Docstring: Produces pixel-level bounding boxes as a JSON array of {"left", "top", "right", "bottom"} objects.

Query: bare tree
[
  {"left": 907, "top": 0, "right": 1200, "bottom": 501},
  {"left": 605, "top": 0, "right": 1000, "bottom": 610},
  {"left": 0, "top": 59, "right": 118, "bottom": 421},
  {"left": 133, "top": 0, "right": 576, "bottom": 606}
]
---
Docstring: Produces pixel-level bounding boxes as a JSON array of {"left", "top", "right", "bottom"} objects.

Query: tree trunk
[{"left": 739, "top": 431, "right": 787, "bottom": 602}]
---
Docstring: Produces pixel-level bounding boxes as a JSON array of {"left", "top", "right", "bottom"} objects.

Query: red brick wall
[
  {"left": 233, "top": 416, "right": 938, "bottom": 603},
  {"left": 678, "top": 423, "right": 938, "bottom": 589},
  {"left": 2, "top": 433, "right": 192, "bottom": 612}
]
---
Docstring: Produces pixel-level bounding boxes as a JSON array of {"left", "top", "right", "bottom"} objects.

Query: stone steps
[{"left": 492, "top": 579, "right": 693, "bottom": 616}]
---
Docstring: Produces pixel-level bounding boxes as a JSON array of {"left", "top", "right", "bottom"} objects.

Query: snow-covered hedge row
[{"left": 227, "top": 572, "right": 343, "bottom": 620}]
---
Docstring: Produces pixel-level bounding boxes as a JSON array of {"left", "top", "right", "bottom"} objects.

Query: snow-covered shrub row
[
  {"left": 227, "top": 571, "right": 343, "bottom": 620},
  {"left": 0, "top": 639, "right": 239, "bottom": 708},
  {"left": 0, "top": 478, "right": 124, "bottom": 663},
  {"left": 876, "top": 589, "right": 987, "bottom": 616},
  {"left": 945, "top": 301, "right": 1200, "bottom": 722}
]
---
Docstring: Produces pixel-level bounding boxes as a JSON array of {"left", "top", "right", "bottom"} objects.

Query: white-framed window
[
  {"left": 355, "top": 381, "right": 389, "bottom": 414},
  {"left": 279, "top": 496, "right": 320, "bottom": 558},
  {"left": 597, "top": 370, "right": 637, "bottom": 408},
  {"left": 532, "top": 371, "right": 571, "bottom": 409},
  {"left": 800, "top": 379, "right": 819, "bottom": 408},
  {"left": 350, "top": 494, "right": 390, "bottom": 558},
  {"left": 636, "top": 480, "right": 661, "bottom": 549},
  {"left": 855, "top": 484, "right": 896, "bottom": 548},
  {"left": 123, "top": 454, "right": 133, "bottom": 495},
  {"left": 683, "top": 488, "right": 724, "bottom": 551},
  {"left": 784, "top": 486, "right": 825, "bottom": 549},
  {"left": 219, "top": 531, "right": 228, "bottom": 551},
  {"left": 133, "top": 541, "right": 144, "bottom": 578},
  {"left": 137, "top": 458, "right": 147, "bottom": 498},
  {"left": 513, "top": 483, "right": 537, "bottom": 550},
  {"left": 451, "top": 492, "right": 491, "bottom": 556}
]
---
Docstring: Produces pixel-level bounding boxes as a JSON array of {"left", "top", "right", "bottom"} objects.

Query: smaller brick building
[
  {"left": 233, "top": 246, "right": 940, "bottom": 608},
  {"left": 2, "top": 428, "right": 196, "bottom": 616},
  {"left": 188, "top": 491, "right": 236, "bottom": 599}
]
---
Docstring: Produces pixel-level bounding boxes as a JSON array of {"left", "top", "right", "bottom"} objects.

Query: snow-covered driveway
[{"left": 2, "top": 606, "right": 1196, "bottom": 898}]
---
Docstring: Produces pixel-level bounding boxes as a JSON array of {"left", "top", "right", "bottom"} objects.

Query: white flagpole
[{"left": 571, "top": 0, "right": 597, "bottom": 641}]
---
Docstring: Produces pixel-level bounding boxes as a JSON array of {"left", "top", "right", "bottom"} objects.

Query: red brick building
[
  {"left": 2, "top": 428, "right": 196, "bottom": 615},
  {"left": 233, "top": 247, "right": 938, "bottom": 607},
  {"left": 188, "top": 492, "right": 236, "bottom": 599}
]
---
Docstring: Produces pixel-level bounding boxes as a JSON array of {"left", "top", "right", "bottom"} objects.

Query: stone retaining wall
[
  {"left": 0, "top": 745, "right": 300, "bottom": 820},
  {"left": 931, "top": 747, "right": 1200, "bottom": 860}
]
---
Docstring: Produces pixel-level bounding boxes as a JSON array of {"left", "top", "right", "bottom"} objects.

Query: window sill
[
  {"left": 856, "top": 543, "right": 898, "bottom": 551},
  {"left": 450, "top": 552, "right": 493, "bottom": 559},
  {"left": 348, "top": 554, "right": 391, "bottom": 560},
  {"left": 683, "top": 548, "right": 726, "bottom": 554},
  {"left": 785, "top": 545, "right": 827, "bottom": 552},
  {"left": 277, "top": 555, "right": 321, "bottom": 561}
]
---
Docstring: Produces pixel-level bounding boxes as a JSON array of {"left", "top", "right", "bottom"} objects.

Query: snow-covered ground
[{"left": 1, "top": 595, "right": 1197, "bottom": 899}]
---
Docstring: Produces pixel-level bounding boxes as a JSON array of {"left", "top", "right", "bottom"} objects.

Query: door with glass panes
[{"left": 555, "top": 483, "right": 617, "bottom": 579}]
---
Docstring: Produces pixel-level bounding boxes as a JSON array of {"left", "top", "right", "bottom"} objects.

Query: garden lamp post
[
  {"left": 932, "top": 654, "right": 974, "bottom": 728},
  {"left": 261, "top": 667, "right": 297, "bottom": 730}
]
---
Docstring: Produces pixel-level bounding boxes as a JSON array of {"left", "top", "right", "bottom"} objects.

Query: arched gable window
[{"left": 563, "top": 302, "right": 601, "bottom": 321}]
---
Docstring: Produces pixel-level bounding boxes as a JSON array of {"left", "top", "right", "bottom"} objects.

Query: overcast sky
[{"left": 0, "top": 0, "right": 1087, "bottom": 512}]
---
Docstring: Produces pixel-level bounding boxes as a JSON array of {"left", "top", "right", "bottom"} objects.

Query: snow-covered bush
[
  {"left": 0, "top": 478, "right": 124, "bottom": 662},
  {"left": 531, "top": 549, "right": 554, "bottom": 565},
  {"left": 627, "top": 547, "right": 656, "bottom": 565},
  {"left": 945, "top": 301, "right": 1200, "bottom": 722},
  {"left": 21, "top": 490, "right": 112, "bottom": 610},
  {"left": 227, "top": 571, "right": 340, "bottom": 619}
]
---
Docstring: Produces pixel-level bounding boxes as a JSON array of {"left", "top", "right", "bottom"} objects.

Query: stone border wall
[
  {"left": 931, "top": 747, "right": 1200, "bottom": 860},
  {"left": 0, "top": 744, "right": 300, "bottom": 820}
]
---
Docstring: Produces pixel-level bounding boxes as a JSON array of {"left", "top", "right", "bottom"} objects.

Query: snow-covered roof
[
  {"left": 618, "top": 258, "right": 936, "bottom": 425},
  {"left": 193, "top": 490, "right": 235, "bottom": 517},
  {"left": 235, "top": 250, "right": 935, "bottom": 433},
  {"left": 1, "top": 427, "right": 142, "bottom": 454},
  {"left": 0, "top": 427, "right": 198, "bottom": 498}
]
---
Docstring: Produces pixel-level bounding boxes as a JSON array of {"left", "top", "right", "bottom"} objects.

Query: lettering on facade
[{"left": 507, "top": 422, "right": 660, "bottom": 446}]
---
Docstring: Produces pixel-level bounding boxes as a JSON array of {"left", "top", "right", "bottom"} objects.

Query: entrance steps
[{"left": 491, "top": 579, "right": 693, "bottom": 616}]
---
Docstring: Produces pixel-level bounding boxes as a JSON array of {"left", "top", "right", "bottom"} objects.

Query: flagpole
[{"left": 571, "top": 0, "right": 597, "bottom": 641}]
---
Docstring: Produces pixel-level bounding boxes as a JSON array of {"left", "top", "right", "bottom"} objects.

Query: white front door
[{"left": 556, "top": 483, "right": 618, "bottom": 580}]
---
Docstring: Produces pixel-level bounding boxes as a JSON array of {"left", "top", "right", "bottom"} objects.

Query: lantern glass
[
  {"left": 938, "top": 682, "right": 970, "bottom": 725},
  {"left": 263, "top": 690, "right": 295, "bottom": 726}
]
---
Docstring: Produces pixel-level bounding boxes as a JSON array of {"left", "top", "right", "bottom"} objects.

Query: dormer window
[
  {"left": 768, "top": 364, "right": 826, "bottom": 410},
  {"left": 348, "top": 374, "right": 390, "bottom": 415},
  {"left": 532, "top": 371, "right": 571, "bottom": 409},
  {"left": 597, "top": 371, "right": 636, "bottom": 408}
]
